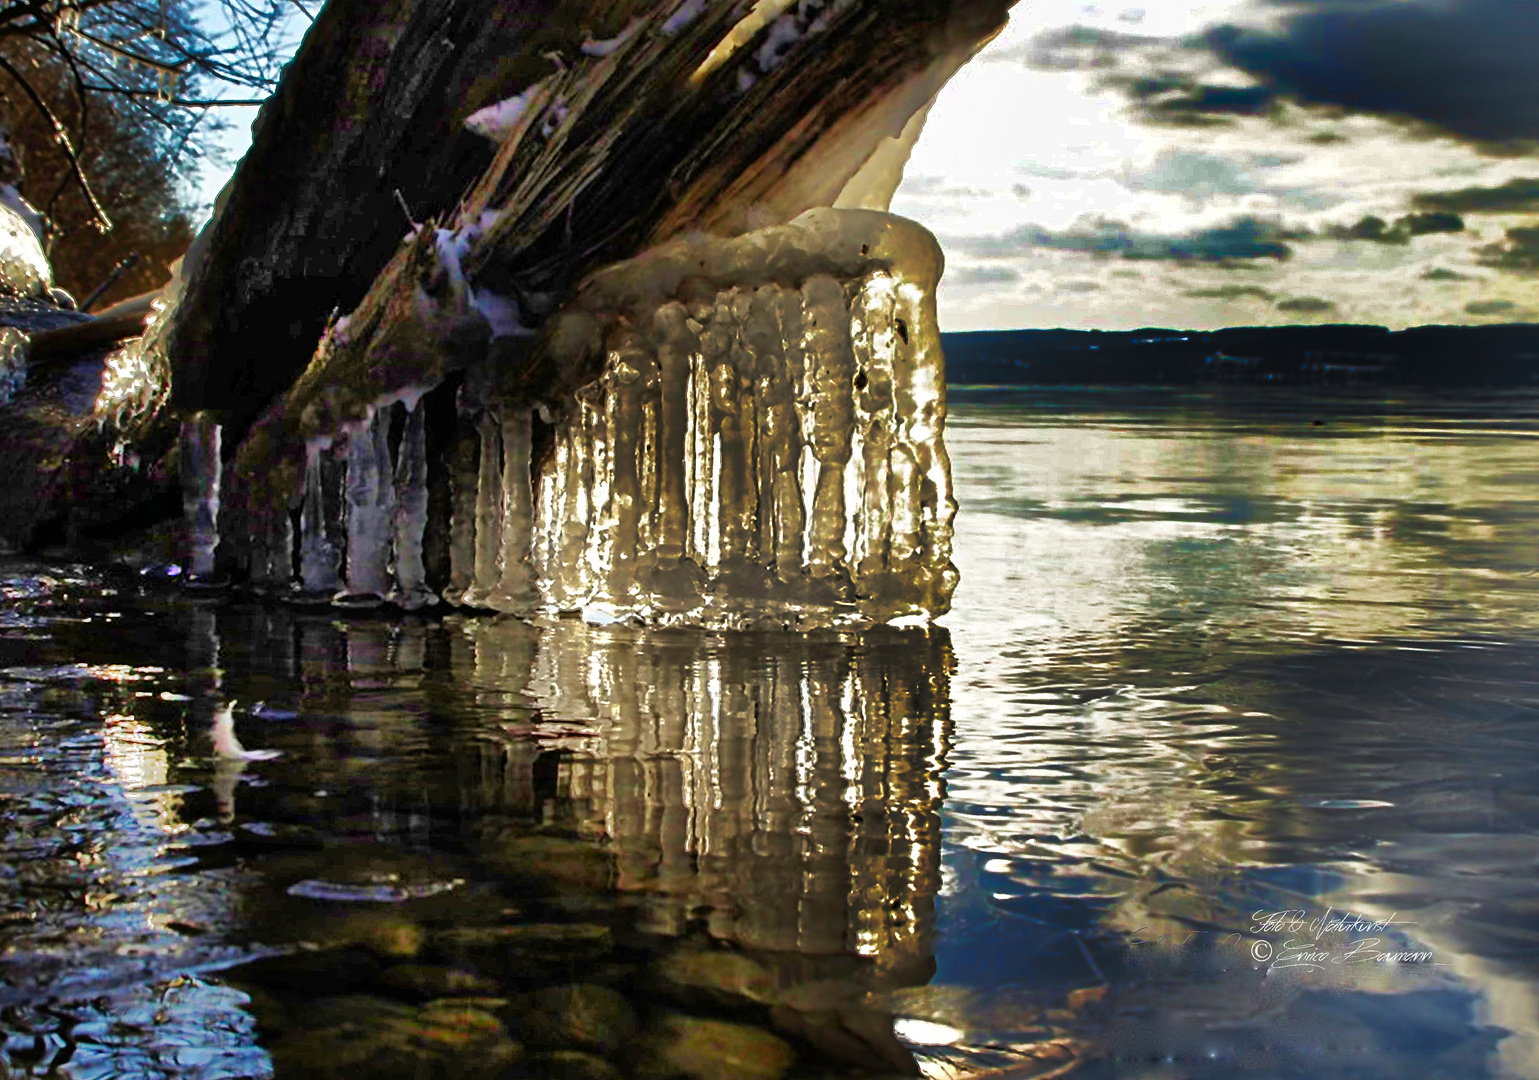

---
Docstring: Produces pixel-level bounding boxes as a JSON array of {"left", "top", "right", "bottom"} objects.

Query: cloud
[
  {"left": 1121, "top": 148, "right": 1258, "bottom": 200},
  {"left": 1322, "top": 212, "right": 1464, "bottom": 245},
  {"left": 1412, "top": 177, "right": 1539, "bottom": 214},
  {"left": 1057, "top": 280, "right": 1103, "bottom": 293},
  {"left": 952, "top": 214, "right": 1302, "bottom": 264},
  {"left": 947, "top": 265, "right": 1022, "bottom": 286},
  {"left": 1276, "top": 296, "right": 1334, "bottom": 313},
  {"left": 1013, "top": 25, "right": 1164, "bottom": 71},
  {"left": 1202, "top": 0, "right": 1539, "bottom": 151},
  {"left": 1420, "top": 267, "right": 1471, "bottom": 281},
  {"left": 1399, "top": 212, "right": 1466, "bottom": 237},
  {"left": 1184, "top": 284, "right": 1274, "bottom": 301},
  {"left": 1104, "top": 74, "right": 1281, "bottom": 127},
  {"left": 1030, "top": 4, "right": 1539, "bottom": 149},
  {"left": 1476, "top": 226, "right": 1539, "bottom": 272},
  {"left": 1465, "top": 299, "right": 1518, "bottom": 315}
]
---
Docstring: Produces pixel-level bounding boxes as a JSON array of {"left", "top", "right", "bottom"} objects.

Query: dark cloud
[
  {"left": 953, "top": 214, "right": 1302, "bottom": 264},
  {"left": 1185, "top": 284, "right": 1274, "bottom": 301},
  {"left": 948, "top": 265, "right": 1021, "bottom": 286},
  {"left": 1413, "top": 177, "right": 1539, "bottom": 214},
  {"left": 1465, "top": 299, "right": 1518, "bottom": 315},
  {"left": 1012, "top": 183, "right": 1032, "bottom": 200},
  {"left": 1058, "top": 280, "right": 1103, "bottom": 293},
  {"left": 1026, "top": 3, "right": 1539, "bottom": 149},
  {"left": 1323, "top": 212, "right": 1464, "bottom": 245},
  {"left": 1106, "top": 74, "right": 1280, "bottom": 127},
  {"left": 1012, "top": 25, "right": 1164, "bottom": 71},
  {"left": 1326, "top": 215, "right": 1406, "bottom": 245},
  {"left": 1276, "top": 296, "right": 1334, "bottom": 313},
  {"left": 1421, "top": 267, "right": 1472, "bottom": 281},
  {"left": 1203, "top": 1, "right": 1539, "bottom": 150},
  {"left": 1476, "top": 227, "right": 1539, "bottom": 272},
  {"left": 1399, "top": 212, "right": 1466, "bottom": 237}
]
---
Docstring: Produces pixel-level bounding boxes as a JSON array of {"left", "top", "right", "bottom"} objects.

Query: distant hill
[{"left": 940, "top": 325, "right": 1539, "bottom": 387}]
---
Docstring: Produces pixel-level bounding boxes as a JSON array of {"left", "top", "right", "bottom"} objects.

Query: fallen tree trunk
[{"left": 6, "top": 0, "right": 1016, "bottom": 624}]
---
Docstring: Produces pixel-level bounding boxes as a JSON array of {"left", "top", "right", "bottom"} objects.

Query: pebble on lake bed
[
  {"left": 513, "top": 982, "right": 638, "bottom": 1054},
  {"left": 268, "top": 994, "right": 520, "bottom": 1079},
  {"left": 634, "top": 1015, "right": 795, "bottom": 1080}
]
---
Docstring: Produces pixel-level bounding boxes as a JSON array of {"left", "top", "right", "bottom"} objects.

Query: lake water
[{"left": 1, "top": 387, "right": 1537, "bottom": 1079}]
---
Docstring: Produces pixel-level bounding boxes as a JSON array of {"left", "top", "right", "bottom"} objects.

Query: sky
[
  {"left": 892, "top": 0, "right": 1539, "bottom": 331},
  {"left": 198, "top": 0, "right": 1539, "bottom": 332}
]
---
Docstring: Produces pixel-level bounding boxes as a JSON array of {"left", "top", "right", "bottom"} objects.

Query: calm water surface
[{"left": 1, "top": 387, "right": 1537, "bottom": 1078}]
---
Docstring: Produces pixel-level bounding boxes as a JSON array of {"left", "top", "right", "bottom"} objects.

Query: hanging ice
[
  {"left": 523, "top": 206, "right": 957, "bottom": 626},
  {"left": 217, "top": 208, "right": 956, "bottom": 628},
  {"left": 179, "top": 414, "right": 222, "bottom": 580}
]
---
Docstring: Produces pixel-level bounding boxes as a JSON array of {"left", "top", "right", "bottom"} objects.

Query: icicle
[
  {"left": 851, "top": 271, "right": 896, "bottom": 593},
  {"left": 800, "top": 273, "right": 855, "bottom": 583},
  {"left": 463, "top": 408, "right": 504, "bottom": 607},
  {"left": 341, "top": 408, "right": 394, "bottom": 600},
  {"left": 447, "top": 411, "right": 481, "bottom": 603},
  {"left": 486, "top": 407, "right": 536, "bottom": 613},
  {"left": 299, "top": 438, "right": 341, "bottom": 594},
  {"left": 391, "top": 398, "right": 436, "bottom": 609},
  {"left": 179, "top": 414, "right": 222, "bottom": 580}
]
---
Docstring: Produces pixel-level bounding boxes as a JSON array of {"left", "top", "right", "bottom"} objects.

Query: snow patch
[
  {"left": 662, "top": 0, "right": 707, "bottom": 35},
  {"left": 465, "top": 79, "right": 548, "bottom": 143},
  {"left": 581, "top": 17, "right": 644, "bottom": 56},
  {"left": 471, "top": 289, "right": 534, "bottom": 339},
  {"left": 755, "top": 14, "right": 802, "bottom": 71}
]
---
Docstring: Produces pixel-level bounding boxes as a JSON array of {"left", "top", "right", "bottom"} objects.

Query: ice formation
[
  {"left": 0, "top": 326, "right": 25, "bottom": 406},
  {"left": 179, "top": 414, "right": 222, "bottom": 579},
  {"left": 219, "top": 208, "right": 955, "bottom": 627}
]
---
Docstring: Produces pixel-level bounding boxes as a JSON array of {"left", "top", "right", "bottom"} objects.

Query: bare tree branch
[{"left": 0, "top": 49, "right": 110, "bottom": 230}]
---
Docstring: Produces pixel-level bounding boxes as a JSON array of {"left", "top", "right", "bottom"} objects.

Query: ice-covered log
[{"left": 218, "top": 208, "right": 956, "bottom": 627}]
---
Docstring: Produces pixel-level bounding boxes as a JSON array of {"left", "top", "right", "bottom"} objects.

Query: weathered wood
[
  {"left": 165, "top": 0, "right": 645, "bottom": 426},
  {"left": 167, "top": 0, "right": 1010, "bottom": 440}
]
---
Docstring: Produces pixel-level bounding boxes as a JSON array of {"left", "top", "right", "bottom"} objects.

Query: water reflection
[
  {"left": 0, "top": 583, "right": 958, "bottom": 1077},
  {"left": 3, "top": 389, "right": 1539, "bottom": 1078},
  {"left": 933, "top": 389, "right": 1539, "bottom": 1078}
]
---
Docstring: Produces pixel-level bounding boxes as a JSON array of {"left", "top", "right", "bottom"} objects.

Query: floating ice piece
[
  {"left": 286, "top": 878, "right": 464, "bottom": 903},
  {"left": 581, "top": 17, "right": 644, "bottom": 56},
  {"left": 210, "top": 701, "right": 283, "bottom": 761}
]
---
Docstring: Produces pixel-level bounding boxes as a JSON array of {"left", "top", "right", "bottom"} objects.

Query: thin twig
[{"left": 0, "top": 51, "right": 111, "bottom": 231}]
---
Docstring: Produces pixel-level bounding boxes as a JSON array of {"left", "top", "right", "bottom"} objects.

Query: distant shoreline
[{"left": 941, "top": 325, "right": 1539, "bottom": 388}]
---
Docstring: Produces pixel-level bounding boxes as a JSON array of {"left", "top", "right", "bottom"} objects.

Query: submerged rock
[
  {"left": 269, "top": 994, "right": 521, "bottom": 1079},
  {"left": 526, "top": 1049, "right": 627, "bottom": 1080},
  {"left": 513, "top": 982, "right": 638, "bottom": 1053},
  {"left": 633, "top": 1015, "right": 795, "bottom": 1080},
  {"left": 657, "top": 950, "right": 777, "bottom": 1007}
]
